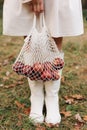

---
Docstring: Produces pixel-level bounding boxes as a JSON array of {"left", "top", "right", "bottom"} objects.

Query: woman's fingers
[
  {"left": 40, "top": 2, "right": 44, "bottom": 11},
  {"left": 33, "top": 4, "right": 37, "bottom": 12},
  {"left": 32, "top": 0, "right": 44, "bottom": 13}
]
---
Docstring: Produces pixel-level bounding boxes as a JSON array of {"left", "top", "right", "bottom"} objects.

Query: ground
[{"left": 0, "top": 10, "right": 87, "bottom": 130}]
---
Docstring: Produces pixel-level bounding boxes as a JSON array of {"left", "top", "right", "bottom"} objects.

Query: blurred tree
[
  {"left": 82, "top": 0, "right": 87, "bottom": 9},
  {"left": 0, "top": 0, "right": 3, "bottom": 5}
]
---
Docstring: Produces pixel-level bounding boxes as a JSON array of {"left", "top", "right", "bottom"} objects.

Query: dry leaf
[
  {"left": 61, "top": 76, "right": 65, "bottom": 83},
  {"left": 83, "top": 115, "right": 87, "bottom": 121},
  {"left": 74, "top": 124, "right": 80, "bottom": 130},
  {"left": 0, "top": 84, "right": 4, "bottom": 87},
  {"left": 23, "top": 107, "right": 31, "bottom": 115},
  {"left": 4, "top": 84, "right": 16, "bottom": 88},
  {"left": 74, "top": 122, "right": 84, "bottom": 130},
  {"left": 0, "top": 62, "right": 2, "bottom": 67},
  {"left": 16, "top": 81, "right": 24, "bottom": 85},
  {"left": 6, "top": 71, "right": 10, "bottom": 76},
  {"left": 9, "top": 84, "right": 16, "bottom": 88},
  {"left": 65, "top": 98, "right": 74, "bottom": 104},
  {"left": 15, "top": 101, "right": 25, "bottom": 109},
  {"left": 4, "top": 85, "right": 10, "bottom": 89},
  {"left": 61, "top": 111, "right": 72, "bottom": 118},
  {"left": 8, "top": 54, "right": 15, "bottom": 60},
  {"left": 36, "top": 125, "right": 46, "bottom": 130},
  {"left": 3, "top": 59, "right": 9, "bottom": 66},
  {"left": 3, "top": 76, "right": 9, "bottom": 81},
  {"left": 75, "top": 113, "right": 84, "bottom": 122},
  {"left": 45, "top": 123, "right": 59, "bottom": 128},
  {"left": 16, "top": 121, "right": 22, "bottom": 127},
  {"left": 71, "top": 94, "right": 84, "bottom": 100},
  {"left": 64, "top": 96, "right": 69, "bottom": 100},
  {"left": 18, "top": 114, "right": 23, "bottom": 120}
]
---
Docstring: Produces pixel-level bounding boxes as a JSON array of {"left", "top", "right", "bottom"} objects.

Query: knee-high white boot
[
  {"left": 44, "top": 73, "right": 61, "bottom": 124},
  {"left": 28, "top": 79, "right": 44, "bottom": 123},
  {"left": 44, "top": 52, "right": 64, "bottom": 124}
]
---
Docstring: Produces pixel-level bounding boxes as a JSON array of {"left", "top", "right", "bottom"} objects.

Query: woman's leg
[
  {"left": 28, "top": 79, "right": 44, "bottom": 123},
  {"left": 53, "top": 37, "right": 63, "bottom": 51}
]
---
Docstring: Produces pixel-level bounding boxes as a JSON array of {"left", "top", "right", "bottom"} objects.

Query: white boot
[
  {"left": 28, "top": 79, "right": 44, "bottom": 124},
  {"left": 44, "top": 51, "right": 64, "bottom": 125},
  {"left": 44, "top": 74, "right": 61, "bottom": 124}
]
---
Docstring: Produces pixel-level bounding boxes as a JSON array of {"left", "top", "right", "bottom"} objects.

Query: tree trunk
[{"left": 82, "top": 0, "right": 87, "bottom": 9}]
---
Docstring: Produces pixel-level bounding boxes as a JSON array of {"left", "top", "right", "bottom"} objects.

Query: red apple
[
  {"left": 22, "top": 65, "right": 31, "bottom": 76},
  {"left": 52, "top": 70, "right": 60, "bottom": 80},
  {"left": 53, "top": 58, "right": 60, "bottom": 66},
  {"left": 33, "top": 62, "right": 44, "bottom": 73},
  {"left": 41, "top": 70, "right": 52, "bottom": 81},
  {"left": 52, "top": 58, "right": 64, "bottom": 70},
  {"left": 29, "top": 71, "right": 41, "bottom": 80},
  {"left": 13, "top": 61, "right": 24, "bottom": 74}
]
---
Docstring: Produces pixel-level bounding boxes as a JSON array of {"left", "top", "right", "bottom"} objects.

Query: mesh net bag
[{"left": 12, "top": 13, "right": 64, "bottom": 81}]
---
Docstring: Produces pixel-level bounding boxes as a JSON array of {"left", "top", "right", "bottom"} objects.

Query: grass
[{"left": 0, "top": 9, "right": 87, "bottom": 130}]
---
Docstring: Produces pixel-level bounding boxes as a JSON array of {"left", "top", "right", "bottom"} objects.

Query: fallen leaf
[
  {"left": 6, "top": 71, "right": 10, "bottom": 76},
  {"left": 36, "top": 125, "right": 46, "bottom": 130},
  {"left": 16, "top": 121, "right": 22, "bottom": 127},
  {"left": 0, "top": 84, "right": 4, "bottom": 87},
  {"left": 65, "top": 98, "right": 74, "bottom": 104},
  {"left": 18, "top": 114, "right": 23, "bottom": 120},
  {"left": 61, "top": 111, "right": 72, "bottom": 118},
  {"left": 75, "top": 66, "right": 80, "bottom": 70},
  {"left": 75, "top": 113, "right": 84, "bottom": 122},
  {"left": 15, "top": 101, "right": 25, "bottom": 109},
  {"left": 8, "top": 54, "right": 15, "bottom": 60},
  {"left": 64, "top": 96, "right": 69, "bottom": 100},
  {"left": 16, "top": 81, "right": 24, "bottom": 85},
  {"left": 23, "top": 107, "right": 31, "bottom": 115},
  {"left": 61, "top": 76, "right": 65, "bottom": 83},
  {"left": 45, "top": 123, "right": 59, "bottom": 128},
  {"left": 3, "top": 59, "right": 9, "bottom": 66},
  {"left": 74, "top": 122, "right": 84, "bottom": 130},
  {"left": 83, "top": 115, "right": 87, "bottom": 121},
  {"left": 4, "top": 84, "right": 16, "bottom": 89},
  {"left": 3, "top": 76, "right": 9, "bottom": 81},
  {"left": 71, "top": 94, "right": 84, "bottom": 100},
  {"left": 0, "top": 62, "right": 2, "bottom": 67},
  {"left": 9, "top": 84, "right": 16, "bottom": 88},
  {"left": 4, "top": 85, "right": 10, "bottom": 89}
]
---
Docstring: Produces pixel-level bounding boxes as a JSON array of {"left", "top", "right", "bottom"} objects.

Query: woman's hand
[{"left": 32, "top": 0, "right": 44, "bottom": 14}]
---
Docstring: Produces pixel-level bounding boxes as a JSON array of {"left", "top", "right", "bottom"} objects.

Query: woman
[{"left": 3, "top": 0, "right": 84, "bottom": 126}]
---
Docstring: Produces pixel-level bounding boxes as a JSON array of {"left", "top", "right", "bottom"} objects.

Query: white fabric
[
  {"left": 28, "top": 79, "right": 44, "bottom": 123},
  {"left": 21, "top": 0, "right": 32, "bottom": 3},
  {"left": 44, "top": 70, "right": 62, "bottom": 124},
  {"left": 3, "top": 0, "right": 84, "bottom": 37}
]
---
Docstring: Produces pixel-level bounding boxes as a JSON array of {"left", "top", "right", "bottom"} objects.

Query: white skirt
[{"left": 3, "top": 0, "right": 84, "bottom": 37}]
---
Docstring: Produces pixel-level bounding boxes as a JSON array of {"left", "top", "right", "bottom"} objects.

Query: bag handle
[
  {"left": 24, "top": 13, "right": 46, "bottom": 43},
  {"left": 32, "top": 13, "right": 46, "bottom": 29}
]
